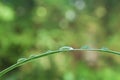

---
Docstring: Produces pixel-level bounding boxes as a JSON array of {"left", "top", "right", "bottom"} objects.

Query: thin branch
[{"left": 0, "top": 46, "right": 120, "bottom": 77}]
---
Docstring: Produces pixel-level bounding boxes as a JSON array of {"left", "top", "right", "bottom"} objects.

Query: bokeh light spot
[
  {"left": 0, "top": 3, "right": 15, "bottom": 21},
  {"left": 95, "top": 6, "right": 106, "bottom": 18},
  {"left": 36, "top": 7, "right": 47, "bottom": 17},
  {"left": 65, "top": 10, "right": 76, "bottom": 21}
]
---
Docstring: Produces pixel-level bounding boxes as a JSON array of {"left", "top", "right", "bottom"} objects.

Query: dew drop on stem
[
  {"left": 100, "top": 47, "right": 109, "bottom": 51},
  {"left": 80, "top": 45, "right": 90, "bottom": 49},
  {"left": 17, "top": 58, "right": 27, "bottom": 63},
  {"left": 59, "top": 46, "right": 74, "bottom": 51}
]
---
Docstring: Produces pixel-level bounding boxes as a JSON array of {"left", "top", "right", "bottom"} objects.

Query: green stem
[
  {"left": 0, "top": 47, "right": 120, "bottom": 78},
  {"left": 0, "top": 50, "right": 61, "bottom": 77}
]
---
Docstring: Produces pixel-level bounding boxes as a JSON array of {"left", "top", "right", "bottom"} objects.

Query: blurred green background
[{"left": 0, "top": 0, "right": 120, "bottom": 80}]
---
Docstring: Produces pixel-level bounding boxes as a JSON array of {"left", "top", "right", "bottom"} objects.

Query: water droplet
[
  {"left": 80, "top": 45, "right": 90, "bottom": 49},
  {"left": 101, "top": 47, "right": 109, "bottom": 51},
  {"left": 17, "top": 58, "right": 27, "bottom": 63},
  {"left": 46, "top": 50, "right": 53, "bottom": 53},
  {"left": 59, "top": 46, "right": 74, "bottom": 51},
  {"left": 29, "top": 54, "right": 37, "bottom": 58}
]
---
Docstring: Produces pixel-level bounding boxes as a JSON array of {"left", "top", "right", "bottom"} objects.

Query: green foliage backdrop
[{"left": 0, "top": 0, "right": 120, "bottom": 80}]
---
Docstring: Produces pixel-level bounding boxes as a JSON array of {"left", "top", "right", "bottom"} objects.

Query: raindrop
[
  {"left": 46, "top": 50, "right": 53, "bottom": 53},
  {"left": 59, "top": 46, "right": 74, "bottom": 51},
  {"left": 29, "top": 54, "right": 37, "bottom": 58},
  {"left": 100, "top": 47, "right": 109, "bottom": 51},
  {"left": 17, "top": 58, "right": 27, "bottom": 63},
  {"left": 80, "top": 45, "right": 90, "bottom": 49}
]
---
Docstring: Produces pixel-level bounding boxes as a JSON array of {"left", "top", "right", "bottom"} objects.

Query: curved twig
[{"left": 0, "top": 46, "right": 120, "bottom": 77}]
